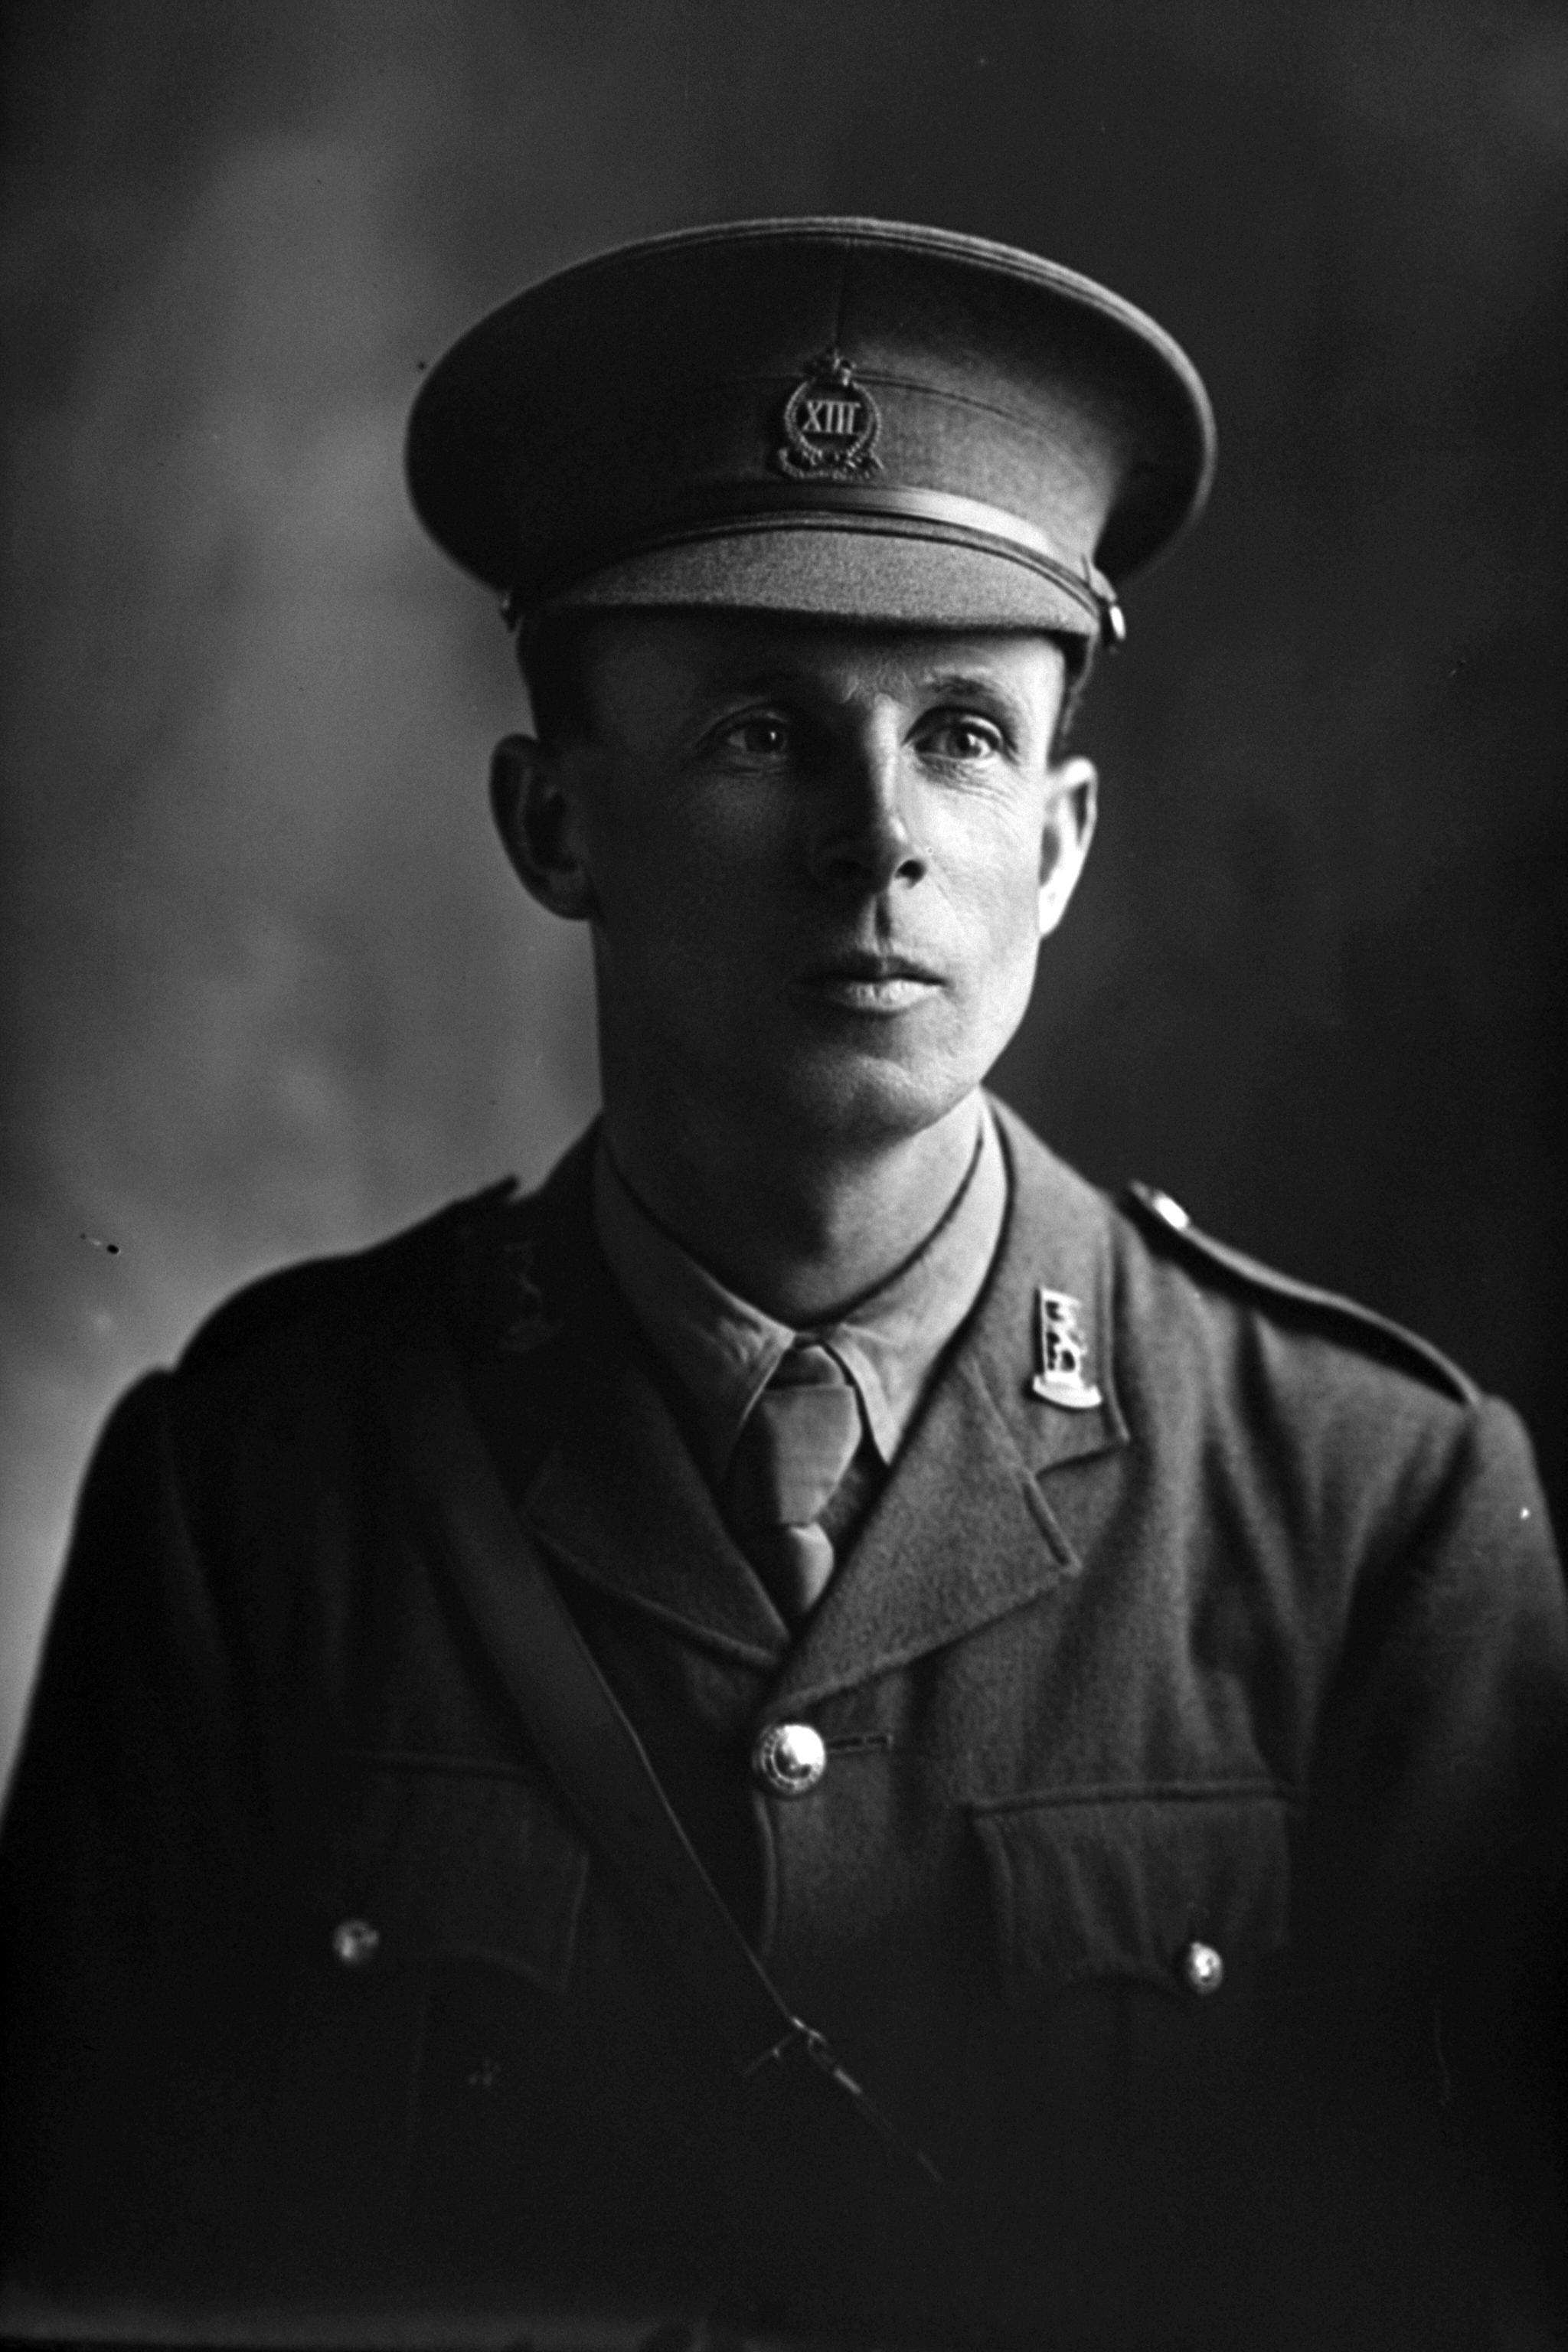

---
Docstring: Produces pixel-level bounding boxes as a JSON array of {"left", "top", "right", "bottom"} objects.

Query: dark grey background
[{"left": 3, "top": 0, "right": 1564, "bottom": 1780}]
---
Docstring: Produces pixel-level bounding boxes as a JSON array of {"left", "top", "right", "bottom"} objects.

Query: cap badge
[
  {"left": 498, "top": 1236, "right": 563, "bottom": 1354},
  {"left": 776, "top": 347, "right": 882, "bottom": 481},
  {"left": 1031, "top": 1287, "right": 1103, "bottom": 1410}
]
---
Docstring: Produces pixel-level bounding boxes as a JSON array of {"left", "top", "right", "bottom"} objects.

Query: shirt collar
[{"left": 591, "top": 1103, "right": 1008, "bottom": 1484}]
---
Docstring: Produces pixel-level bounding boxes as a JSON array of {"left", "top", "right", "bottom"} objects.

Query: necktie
[{"left": 724, "top": 1342, "right": 863, "bottom": 1621}]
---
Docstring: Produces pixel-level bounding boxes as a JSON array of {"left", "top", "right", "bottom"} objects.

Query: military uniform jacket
[{"left": 3, "top": 1104, "right": 1565, "bottom": 2350}]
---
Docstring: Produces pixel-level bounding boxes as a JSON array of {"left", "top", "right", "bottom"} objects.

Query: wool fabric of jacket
[{"left": 2, "top": 1102, "right": 1564, "bottom": 2350}]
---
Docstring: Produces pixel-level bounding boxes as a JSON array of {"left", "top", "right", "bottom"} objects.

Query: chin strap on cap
[{"left": 1083, "top": 555, "right": 1125, "bottom": 649}]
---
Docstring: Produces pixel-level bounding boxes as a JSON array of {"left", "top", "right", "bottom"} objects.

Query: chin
[{"left": 758, "top": 1040, "right": 983, "bottom": 1150}]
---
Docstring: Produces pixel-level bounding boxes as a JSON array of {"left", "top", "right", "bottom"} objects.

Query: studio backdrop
[{"left": 2, "top": 0, "right": 1564, "bottom": 1779}]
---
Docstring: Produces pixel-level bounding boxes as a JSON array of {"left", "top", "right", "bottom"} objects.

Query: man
[{"left": 2, "top": 218, "right": 1564, "bottom": 2350}]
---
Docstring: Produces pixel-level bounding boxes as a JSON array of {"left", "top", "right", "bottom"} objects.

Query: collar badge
[
  {"left": 1031, "top": 1287, "right": 1104, "bottom": 1411},
  {"left": 498, "top": 1236, "right": 563, "bottom": 1354},
  {"left": 776, "top": 347, "right": 882, "bottom": 480}
]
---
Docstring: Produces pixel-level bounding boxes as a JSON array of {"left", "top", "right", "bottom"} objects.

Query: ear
[
  {"left": 1037, "top": 756, "right": 1098, "bottom": 938},
  {"left": 489, "top": 733, "right": 599, "bottom": 922}
]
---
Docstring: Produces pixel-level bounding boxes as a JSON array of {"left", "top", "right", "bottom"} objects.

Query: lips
[{"left": 795, "top": 950, "right": 946, "bottom": 1013}]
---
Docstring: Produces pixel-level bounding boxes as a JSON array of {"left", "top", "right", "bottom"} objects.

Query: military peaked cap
[{"left": 406, "top": 216, "right": 1215, "bottom": 645}]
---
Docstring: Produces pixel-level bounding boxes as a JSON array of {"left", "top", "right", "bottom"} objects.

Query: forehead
[{"left": 577, "top": 611, "right": 1069, "bottom": 717}]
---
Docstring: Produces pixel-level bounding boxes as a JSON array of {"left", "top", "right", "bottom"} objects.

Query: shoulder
[
  {"left": 139, "top": 1173, "right": 573, "bottom": 1552},
  {"left": 175, "top": 1177, "right": 527, "bottom": 1390},
  {"left": 1113, "top": 1178, "right": 1478, "bottom": 1408},
  {"left": 992, "top": 1096, "right": 1472, "bottom": 1406},
  {"left": 989, "top": 1100, "right": 1491, "bottom": 1527},
  {"left": 1096, "top": 1171, "right": 1519, "bottom": 1567}
]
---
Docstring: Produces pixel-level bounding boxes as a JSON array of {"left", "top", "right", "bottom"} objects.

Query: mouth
[{"left": 795, "top": 952, "right": 946, "bottom": 1014}]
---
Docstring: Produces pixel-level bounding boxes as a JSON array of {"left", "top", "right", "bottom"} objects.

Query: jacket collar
[
  {"left": 493, "top": 1099, "right": 1129, "bottom": 1697},
  {"left": 590, "top": 1106, "right": 1007, "bottom": 1480}
]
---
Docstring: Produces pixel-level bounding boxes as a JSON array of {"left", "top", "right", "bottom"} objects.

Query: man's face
[{"left": 499, "top": 613, "right": 1096, "bottom": 1153}]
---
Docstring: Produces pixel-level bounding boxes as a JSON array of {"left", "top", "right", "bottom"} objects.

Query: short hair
[
  {"left": 514, "top": 611, "right": 1095, "bottom": 761},
  {"left": 515, "top": 610, "right": 609, "bottom": 750}
]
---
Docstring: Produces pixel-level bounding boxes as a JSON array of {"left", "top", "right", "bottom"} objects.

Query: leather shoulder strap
[{"left": 376, "top": 1293, "right": 939, "bottom": 2185}]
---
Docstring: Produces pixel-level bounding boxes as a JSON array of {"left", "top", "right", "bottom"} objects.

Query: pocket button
[
  {"left": 1180, "top": 1938, "right": 1224, "bottom": 1996},
  {"left": 330, "top": 1916, "right": 381, "bottom": 1968}
]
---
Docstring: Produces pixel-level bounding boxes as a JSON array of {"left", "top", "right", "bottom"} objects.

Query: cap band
[{"left": 518, "top": 482, "right": 1122, "bottom": 639}]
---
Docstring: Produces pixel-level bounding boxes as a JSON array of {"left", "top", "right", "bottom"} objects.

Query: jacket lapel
[
  {"left": 771, "top": 1099, "right": 1129, "bottom": 1710},
  {"left": 508, "top": 1136, "right": 790, "bottom": 1671}
]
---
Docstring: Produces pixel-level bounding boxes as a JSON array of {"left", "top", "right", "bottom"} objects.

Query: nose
[{"left": 807, "top": 730, "right": 928, "bottom": 893}]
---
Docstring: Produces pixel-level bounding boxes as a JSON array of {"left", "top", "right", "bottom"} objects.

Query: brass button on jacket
[{"left": 752, "top": 1721, "right": 828, "bottom": 1796}]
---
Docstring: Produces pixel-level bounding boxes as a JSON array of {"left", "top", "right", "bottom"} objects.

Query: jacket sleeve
[
  {"left": 0, "top": 1372, "right": 292, "bottom": 2305},
  {"left": 1291, "top": 1393, "right": 1568, "bottom": 2311}
]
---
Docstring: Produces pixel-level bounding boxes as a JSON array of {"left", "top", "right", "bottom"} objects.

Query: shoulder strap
[
  {"left": 376, "top": 1293, "right": 940, "bottom": 2187},
  {"left": 1122, "top": 1181, "right": 1478, "bottom": 1404}
]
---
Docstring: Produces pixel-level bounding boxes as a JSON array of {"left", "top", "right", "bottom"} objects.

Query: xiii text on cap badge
[
  {"left": 776, "top": 348, "right": 882, "bottom": 480},
  {"left": 1031, "top": 1287, "right": 1103, "bottom": 1410}
]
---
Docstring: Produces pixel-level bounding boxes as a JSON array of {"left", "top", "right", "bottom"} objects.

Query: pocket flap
[
  {"left": 322, "top": 1754, "right": 590, "bottom": 1993},
  {"left": 973, "top": 1785, "right": 1292, "bottom": 1997}
]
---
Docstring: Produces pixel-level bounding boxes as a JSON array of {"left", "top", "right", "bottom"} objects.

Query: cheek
[
  {"left": 590, "top": 800, "right": 776, "bottom": 975},
  {"left": 938, "top": 808, "right": 1050, "bottom": 945}
]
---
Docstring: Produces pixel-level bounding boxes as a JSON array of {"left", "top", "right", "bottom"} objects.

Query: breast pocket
[
  {"left": 308, "top": 1752, "right": 591, "bottom": 2164},
  {"left": 970, "top": 1784, "right": 1294, "bottom": 2171},
  {"left": 320, "top": 1751, "right": 590, "bottom": 1994},
  {"left": 964, "top": 1788, "right": 1300, "bottom": 2346},
  {"left": 972, "top": 1782, "right": 1292, "bottom": 2001},
  {"left": 278, "top": 1752, "right": 593, "bottom": 2256}
]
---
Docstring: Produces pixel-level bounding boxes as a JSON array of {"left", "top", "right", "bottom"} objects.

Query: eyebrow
[{"left": 922, "top": 672, "right": 1027, "bottom": 705}]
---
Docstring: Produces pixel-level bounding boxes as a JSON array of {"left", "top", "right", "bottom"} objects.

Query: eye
[
  {"left": 717, "top": 712, "right": 792, "bottom": 758},
  {"left": 920, "top": 712, "right": 1004, "bottom": 763}
]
